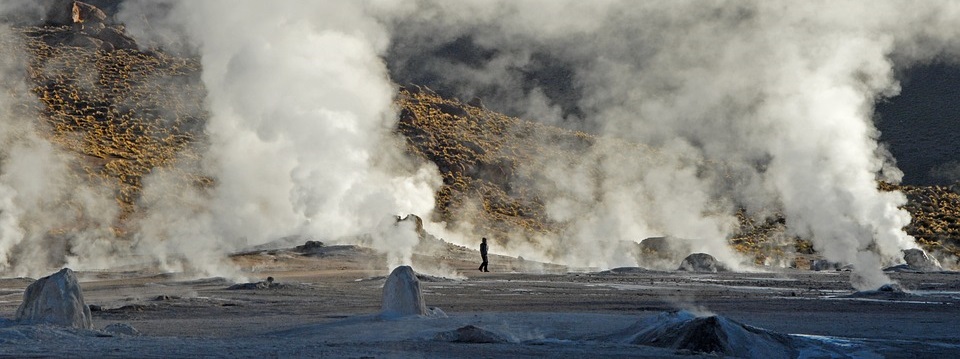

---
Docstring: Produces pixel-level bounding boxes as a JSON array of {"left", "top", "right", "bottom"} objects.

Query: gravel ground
[{"left": 0, "top": 246, "right": 958, "bottom": 358}]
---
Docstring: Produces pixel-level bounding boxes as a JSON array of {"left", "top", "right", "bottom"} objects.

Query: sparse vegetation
[{"left": 11, "top": 24, "right": 959, "bottom": 265}]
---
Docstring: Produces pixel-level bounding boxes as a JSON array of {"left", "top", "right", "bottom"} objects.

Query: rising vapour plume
[
  {"left": 119, "top": 0, "right": 441, "bottom": 276},
  {"left": 383, "top": 0, "right": 960, "bottom": 289},
  {"left": 0, "top": 3, "right": 120, "bottom": 277}
]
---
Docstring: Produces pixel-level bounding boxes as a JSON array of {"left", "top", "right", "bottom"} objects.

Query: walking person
[{"left": 478, "top": 237, "right": 489, "bottom": 272}]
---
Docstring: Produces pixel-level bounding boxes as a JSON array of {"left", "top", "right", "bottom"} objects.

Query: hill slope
[{"left": 9, "top": 22, "right": 960, "bottom": 267}]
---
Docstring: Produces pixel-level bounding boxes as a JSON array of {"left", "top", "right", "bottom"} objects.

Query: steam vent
[
  {"left": 3, "top": 1, "right": 960, "bottom": 357},
  {"left": 4, "top": 3, "right": 960, "bottom": 269},
  {"left": 380, "top": 266, "right": 428, "bottom": 317}
]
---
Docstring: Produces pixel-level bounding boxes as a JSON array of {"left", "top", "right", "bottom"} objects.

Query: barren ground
[{"left": 1, "top": 244, "right": 958, "bottom": 358}]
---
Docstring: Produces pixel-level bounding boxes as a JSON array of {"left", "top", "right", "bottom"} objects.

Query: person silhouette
[{"left": 478, "top": 237, "right": 489, "bottom": 272}]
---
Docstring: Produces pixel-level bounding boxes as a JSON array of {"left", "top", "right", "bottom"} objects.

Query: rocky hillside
[
  {"left": 19, "top": 24, "right": 208, "bottom": 235},
  {"left": 394, "top": 86, "right": 960, "bottom": 265},
  {"left": 8, "top": 6, "right": 960, "bottom": 266}
]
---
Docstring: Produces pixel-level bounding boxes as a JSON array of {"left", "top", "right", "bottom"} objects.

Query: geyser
[
  {"left": 116, "top": 0, "right": 441, "bottom": 276},
  {"left": 380, "top": 265, "right": 427, "bottom": 318},
  {"left": 2, "top": 0, "right": 960, "bottom": 288}
]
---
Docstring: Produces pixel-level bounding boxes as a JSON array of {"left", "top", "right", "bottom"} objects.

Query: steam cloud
[
  {"left": 382, "top": 0, "right": 960, "bottom": 288},
  {"left": 0, "top": 4, "right": 119, "bottom": 276},
  {"left": 2, "top": 1, "right": 960, "bottom": 289},
  {"left": 118, "top": 0, "right": 440, "bottom": 277}
]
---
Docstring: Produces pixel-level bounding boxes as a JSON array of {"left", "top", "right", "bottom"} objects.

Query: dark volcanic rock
[
  {"left": 15, "top": 268, "right": 92, "bottom": 329},
  {"left": 294, "top": 240, "right": 325, "bottom": 253},
  {"left": 98, "top": 26, "right": 138, "bottom": 50},
  {"left": 436, "top": 325, "right": 509, "bottom": 343},
  {"left": 677, "top": 253, "right": 725, "bottom": 273},
  {"left": 227, "top": 277, "right": 278, "bottom": 290}
]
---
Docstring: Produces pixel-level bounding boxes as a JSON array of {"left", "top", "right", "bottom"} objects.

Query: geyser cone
[
  {"left": 616, "top": 311, "right": 796, "bottom": 359},
  {"left": 381, "top": 265, "right": 427, "bottom": 317}
]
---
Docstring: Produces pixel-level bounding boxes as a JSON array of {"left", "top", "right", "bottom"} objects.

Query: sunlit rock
[
  {"left": 380, "top": 266, "right": 427, "bottom": 318},
  {"left": 15, "top": 268, "right": 92, "bottom": 329}
]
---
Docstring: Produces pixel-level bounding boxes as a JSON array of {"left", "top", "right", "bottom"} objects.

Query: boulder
[
  {"left": 902, "top": 248, "right": 941, "bottom": 271},
  {"left": 435, "top": 325, "right": 508, "bottom": 343},
  {"left": 97, "top": 27, "right": 138, "bottom": 50},
  {"left": 15, "top": 268, "right": 92, "bottom": 329},
  {"left": 639, "top": 236, "right": 671, "bottom": 254},
  {"left": 43, "top": 0, "right": 77, "bottom": 26},
  {"left": 677, "top": 253, "right": 725, "bottom": 273},
  {"left": 380, "top": 266, "right": 427, "bottom": 317},
  {"left": 636, "top": 236, "right": 697, "bottom": 270},
  {"left": 72, "top": 1, "right": 107, "bottom": 25},
  {"left": 62, "top": 33, "right": 104, "bottom": 49}
]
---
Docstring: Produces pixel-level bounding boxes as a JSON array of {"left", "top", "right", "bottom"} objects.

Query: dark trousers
[{"left": 478, "top": 256, "right": 489, "bottom": 272}]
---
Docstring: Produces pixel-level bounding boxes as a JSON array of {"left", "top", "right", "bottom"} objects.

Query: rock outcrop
[
  {"left": 41, "top": 1, "right": 137, "bottom": 51},
  {"left": 637, "top": 236, "right": 697, "bottom": 269},
  {"left": 15, "top": 268, "right": 92, "bottom": 329},
  {"left": 902, "top": 248, "right": 942, "bottom": 271},
  {"left": 677, "top": 253, "right": 725, "bottom": 273},
  {"left": 380, "top": 266, "right": 427, "bottom": 317}
]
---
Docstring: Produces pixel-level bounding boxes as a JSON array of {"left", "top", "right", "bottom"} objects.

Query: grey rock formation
[
  {"left": 380, "top": 266, "right": 427, "bottom": 317},
  {"left": 677, "top": 253, "right": 725, "bottom": 273},
  {"left": 15, "top": 268, "right": 92, "bottom": 329},
  {"left": 902, "top": 248, "right": 942, "bottom": 271}
]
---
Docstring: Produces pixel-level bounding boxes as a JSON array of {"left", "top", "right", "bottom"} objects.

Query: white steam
[
  {"left": 382, "top": 0, "right": 960, "bottom": 288},
  {"left": 3, "top": 0, "right": 959, "bottom": 289},
  {"left": 120, "top": 0, "right": 440, "bottom": 277},
  {"left": 0, "top": 6, "right": 119, "bottom": 277}
]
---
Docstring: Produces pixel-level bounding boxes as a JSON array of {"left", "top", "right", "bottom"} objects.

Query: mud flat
[{"left": 0, "top": 245, "right": 958, "bottom": 358}]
